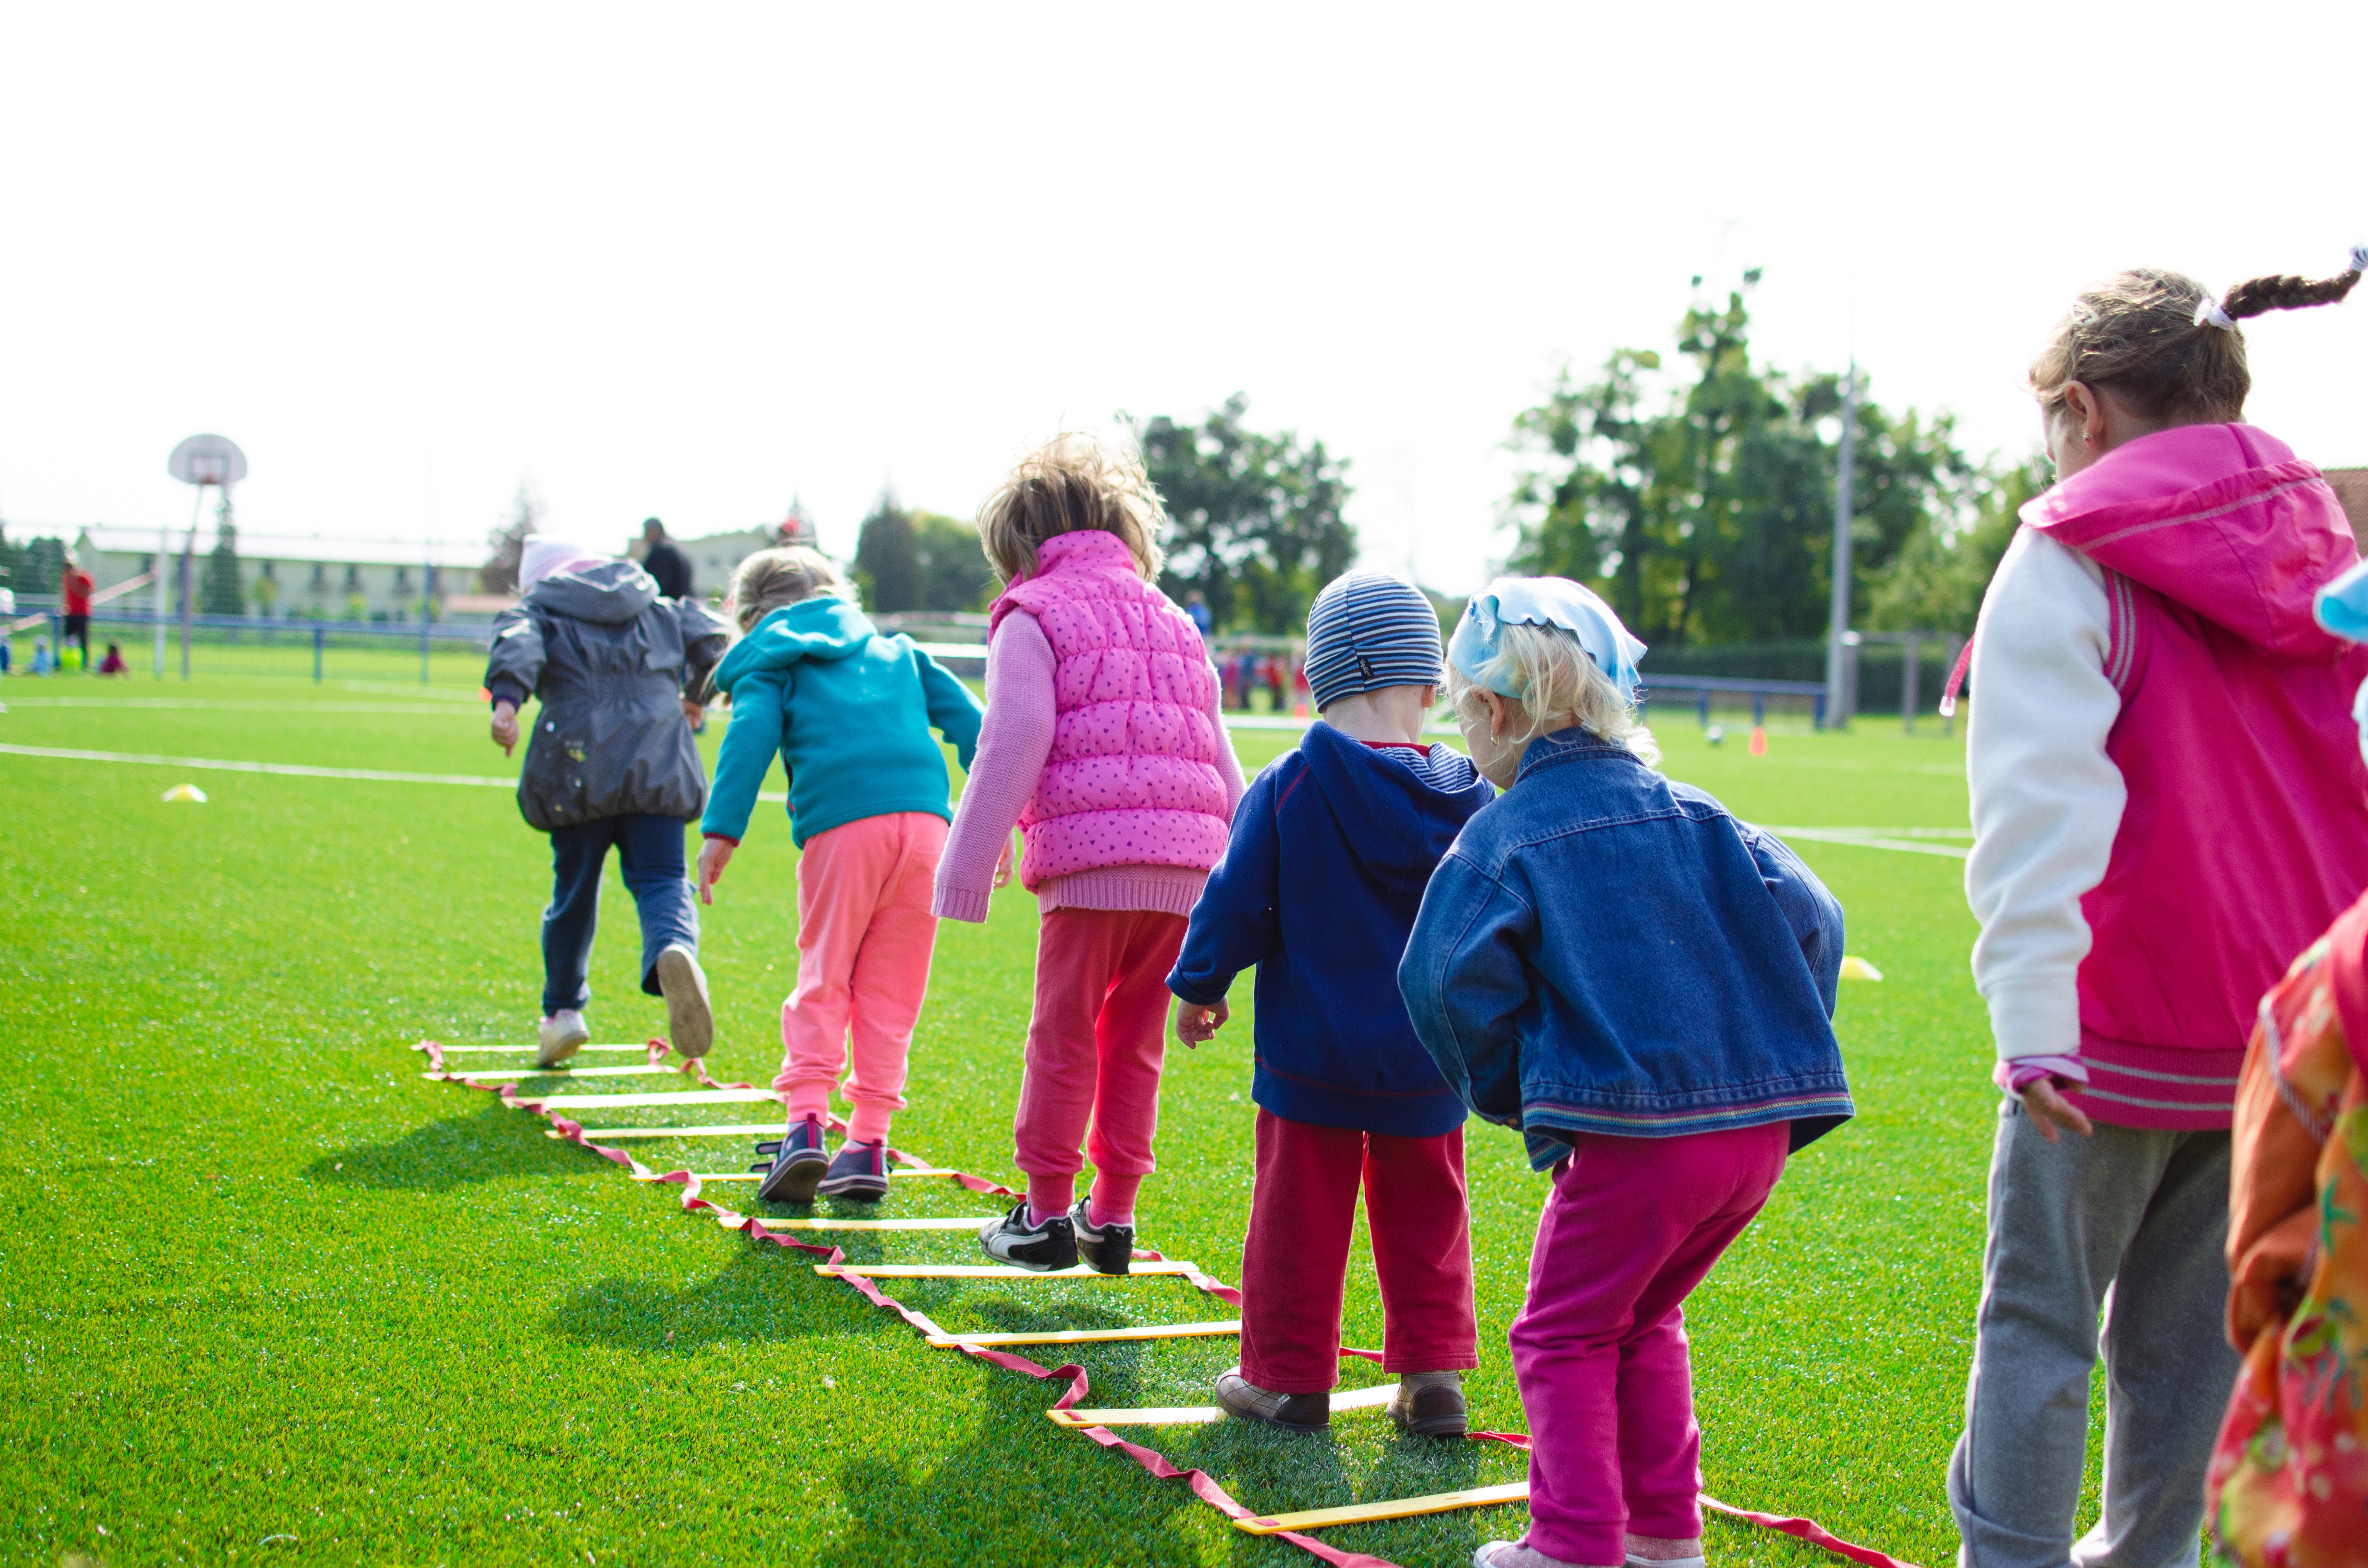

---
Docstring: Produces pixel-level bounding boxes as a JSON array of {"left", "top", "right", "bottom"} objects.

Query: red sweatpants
[
  {"left": 1011, "top": 907, "right": 1187, "bottom": 1197},
  {"left": 1240, "top": 1108, "right": 1479, "bottom": 1393}
]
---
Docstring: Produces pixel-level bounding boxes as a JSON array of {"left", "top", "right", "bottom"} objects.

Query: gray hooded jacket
[{"left": 484, "top": 561, "right": 730, "bottom": 831}]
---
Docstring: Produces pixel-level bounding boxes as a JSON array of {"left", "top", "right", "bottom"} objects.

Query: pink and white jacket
[
  {"left": 933, "top": 530, "right": 1244, "bottom": 923},
  {"left": 1966, "top": 424, "right": 2368, "bottom": 1129}
]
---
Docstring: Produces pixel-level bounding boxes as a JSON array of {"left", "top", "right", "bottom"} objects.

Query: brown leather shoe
[
  {"left": 1388, "top": 1378, "right": 1469, "bottom": 1437},
  {"left": 1214, "top": 1370, "right": 1330, "bottom": 1432}
]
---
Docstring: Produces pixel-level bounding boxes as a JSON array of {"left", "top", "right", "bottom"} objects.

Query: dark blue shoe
[
  {"left": 754, "top": 1115, "right": 828, "bottom": 1203},
  {"left": 817, "top": 1139, "right": 889, "bottom": 1201}
]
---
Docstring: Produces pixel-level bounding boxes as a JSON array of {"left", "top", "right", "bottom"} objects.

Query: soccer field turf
[{"left": 1, "top": 668, "right": 2061, "bottom": 1567}]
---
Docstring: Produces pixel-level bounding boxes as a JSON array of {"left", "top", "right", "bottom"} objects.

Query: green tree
[
  {"left": 1137, "top": 395, "right": 1355, "bottom": 634},
  {"left": 202, "top": 498, "right": 244, "bottom": 617},
  {"left": 910, "top": 510, "right": 994, "bottom": 613},
  {"left": 1509, "top": 275, "right": 1983, "bottom": 646},
  {"left": 1867, "top": 451, "right": 2050, "bottom": 634},
  {"left": 855, "top": 492, "right": 922, "bottom": 612},
  {"left": 0, "top": 528, "right": 67, "bottom": 598}
]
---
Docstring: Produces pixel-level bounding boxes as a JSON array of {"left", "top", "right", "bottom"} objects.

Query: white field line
[
  {"left": 3, "top": 698, "right": 479, "bottom": 715},
  {"left": 1762, "top": 825, "right": 1972, "bottom": 859},
  {"left": 430, "top": 1064, "right": 682, "bottom": 1082}
]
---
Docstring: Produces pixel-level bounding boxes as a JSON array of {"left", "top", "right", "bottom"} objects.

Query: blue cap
[
  {"left": 1303, "top": 572, "right": 1444, "bottom": 711},
  {"left": 2316, "top": 557, "right": 2368, "bottom": 644},
  {"left": 1448, "top": 576, "right": 1646, "bottom": 703}
]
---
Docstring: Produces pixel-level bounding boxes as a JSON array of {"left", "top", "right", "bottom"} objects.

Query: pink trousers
[
  {"left": 1512, "top": 1123, "right": 1788, "bottom": 1566},
  {"left": 775, "top": 812, "right": 946, "bottom": 1146},
  {"left": 1011, "top": 907, "right": 1187, "bottom": 1214},
  {"left": 1240, "top": 1110, "right": 1478, "bottom": 1392}
]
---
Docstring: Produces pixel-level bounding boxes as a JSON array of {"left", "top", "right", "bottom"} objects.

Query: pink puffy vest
[
  {"left": 988, "top": 530, "right": 1232, "bottom": 887},
  {"left": 2027, "top": 424, "right": 2368, "bottom": 1129}
]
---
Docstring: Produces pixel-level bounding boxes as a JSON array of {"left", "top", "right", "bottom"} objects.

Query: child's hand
[
  {"left": 993, "top": 831, "right": 1019, "bottom": 890},
  {"left": 490, "top": 701, "right": 520, "bottom": 756},
  {"left": 2020, "top": 1079, "right": 2094, "bottom": 1143},
  {"left": 696, "top": 837, "right": 734, "bottom": 905},
  {"left": 1175, "top": 999, "right": 1229, "bottom": 1047},
  {"left": 681, "top": 696, "right": 706, "bottom": 726}
]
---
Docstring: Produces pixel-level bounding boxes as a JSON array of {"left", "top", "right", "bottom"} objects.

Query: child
[
  {"left": 1399, "top": 578, "right": 1850, "bottom": 1568},
  {"left": 696, "top": 547, "right": 985, "bottom": 1202},
  {"left": 98, "top": 641, "right": 127, "bottom": 676},
  {"left": 1169, "top": 571, "right": 1493, "bottom": 1437},
  {"left": 486, "top": 534, "right": 730, "bottom": 1068},
  {"left": 934, "top": 432, "right": 1246, "bottom": 1272},
  {"left": 1951, "top": 260, "right": 2368, "bottom": 1568}
]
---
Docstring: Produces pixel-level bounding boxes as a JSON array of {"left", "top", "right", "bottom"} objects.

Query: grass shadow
[
  {"left": 301, "top": 1102, "right": 585, "bottom": 1192},
  {"left": 545, "top": 1242, "right": 888, "bottom": 1355}
]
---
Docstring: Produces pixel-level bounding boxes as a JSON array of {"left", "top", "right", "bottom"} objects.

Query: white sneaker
[
  {"left": 537, "top": 1009, "right": 590, "bottom": 1069},
  {"left": 653, "top": 944, "right": 713, "bottom": 1058}
]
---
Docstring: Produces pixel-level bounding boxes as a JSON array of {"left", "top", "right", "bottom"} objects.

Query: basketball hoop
[{"left": 168, "top": 434, "right": 248, "bottom": 488}]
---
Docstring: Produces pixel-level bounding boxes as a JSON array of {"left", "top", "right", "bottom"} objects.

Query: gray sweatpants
[{"left": 1948, "top": 1099, "right": 2235, "bottom": 1568}]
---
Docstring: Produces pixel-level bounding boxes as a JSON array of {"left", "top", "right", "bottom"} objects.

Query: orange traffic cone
[{"left": 1747, "top": 726, "right": 1768, "bottom": 756}]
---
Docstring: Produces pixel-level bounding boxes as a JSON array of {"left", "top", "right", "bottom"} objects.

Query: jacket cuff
[
  {"left": 487, "top": 677, "right": 530, "bottom": 710},
  {"left": 1986, "top": 976, "right": 2082, "bottom": 1062},
  {"left": 1167, "top": 973, "right": 1231, "bottom": 1007},
  {"left": 702, "top": 832, "right": 740, "bottom": 847},
  {"left": 932, "top": 884, "right": 993, "bottom": 924}
]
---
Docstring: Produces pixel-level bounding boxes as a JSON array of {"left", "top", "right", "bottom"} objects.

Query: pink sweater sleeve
[
  {"left": 932, "top": 611, "right": 1058, "bottom": 923},
  {"left": 1206, "top": 657, "right": 1247, "bottom": 813}
]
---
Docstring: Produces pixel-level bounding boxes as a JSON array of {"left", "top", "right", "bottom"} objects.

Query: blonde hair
[
  {"left": 975, "top": 431, "right": 1167, "bottom": 584},
  {"left": 727, "top": 546, "right": 853, "bottom": 632},
  {"left": 1446, "top": 620, "right": 1659, "bottom": 768},
  {"left": 2030, "top": 261, "right": 2361, "bottom": 426}
]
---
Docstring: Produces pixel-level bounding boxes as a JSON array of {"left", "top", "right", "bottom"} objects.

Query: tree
[
  {"left": 1137, "top": 395, "right": 1356, "bottom": 634},
  {"left": 910, "top": 510, "right": 995, "bottom": 612},
  {"left": 855, "top": 491, "right": 922, "bottom": 612},
  {"left": 201, "top": 495, "right": 244, "bottom": 617},
  {"left": 0, "top": 526, "right": 66, "bottom": 598},
  {"left": 1866, "top": 452, "right": 2050, "bottom": 634},
  {"left": 1508, "top": 274, "right": 1984, "bottom": 647},
  {"left": 482, "top": 481, "right": 544, "bottom": 595}
]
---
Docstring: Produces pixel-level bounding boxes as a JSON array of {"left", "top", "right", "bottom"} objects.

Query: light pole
[
  {"left": 166, "top": 435, "right": 248, "bottom": 683},
  {"left": 1821, "top": 361, "right": 1858, "bottom": 729}
]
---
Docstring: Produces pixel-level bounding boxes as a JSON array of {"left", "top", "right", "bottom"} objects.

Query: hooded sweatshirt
[
  {"left": 484, "top": 560, "right": 729, "bottom": 830},
  {"left": 701, "top": 597, "right": 984, "bottom": 849},
  {"left": 1966, "top": 423, "right": 2368, "bottom": 1129},
  {"left": 1167, "top": 723, "right": 1495, "bottom": 1137}
]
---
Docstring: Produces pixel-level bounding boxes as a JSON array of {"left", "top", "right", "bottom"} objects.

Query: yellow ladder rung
[
  {"left": 1232, "top": 1481, "right": 1531, "bottom": 1534},
  {"left": 1048, "top": 1384, "right": 1397, "bottom": 1428},
  {"left": 924, "top": 1319, "right": 1240, "bottom": 1348},
  {"left": 816, "top": 1261, "right": 1197, "bottom": 1279}
]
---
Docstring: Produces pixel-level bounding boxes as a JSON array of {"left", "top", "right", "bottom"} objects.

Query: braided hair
[{"left": 2030, "top": 253, "right": 2363, "bottom": 424}]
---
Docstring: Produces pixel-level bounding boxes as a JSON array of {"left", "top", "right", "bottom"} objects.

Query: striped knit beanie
[{"left": 1302, "top": 571, "right": 1443, "bottom": 711}]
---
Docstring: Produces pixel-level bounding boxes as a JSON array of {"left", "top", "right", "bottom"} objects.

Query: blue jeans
[{"left": 542, "top": 814, "right": 699, "bottom": 1016}]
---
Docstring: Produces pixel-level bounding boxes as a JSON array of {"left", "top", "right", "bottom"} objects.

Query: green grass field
[{"left": 1, "top": 662, "right": 2040, "bottom": 1567}]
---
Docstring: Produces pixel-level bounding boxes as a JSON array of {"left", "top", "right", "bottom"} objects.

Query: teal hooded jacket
[{"left": 701, "top": 598, "right": 984, "bottom": 849}]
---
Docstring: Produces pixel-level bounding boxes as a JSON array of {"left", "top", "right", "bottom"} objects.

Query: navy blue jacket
[
  {"left": 1169, "top": 723, "right": 1495, "bottom": 1137},
  {"left": 1399, "top": 729, "right": 1851, "bottom": 1169}
]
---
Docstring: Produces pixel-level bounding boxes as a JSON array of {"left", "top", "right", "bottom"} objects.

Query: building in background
[{"left": 71, "top": 526, "right": 486, "bottom": 623}]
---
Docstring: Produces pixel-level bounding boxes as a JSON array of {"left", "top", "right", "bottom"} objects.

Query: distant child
[
  {"left": 486, "top": 534, "right": 730, "bottom": 1068},
  {"left": 98, "top": 641, "right": 128, "bottom": 676},
  {"left": 1400, "top": 578, "right": 1850, "bottom": 1568},
  {"left": 1170, "top": 571, "right": 1493, "bottom": 1437},
  {"left": 698, "top": 547, "right": 985, "bottom": 1202},
  {"left": 935, "top": 432, "right": 1246, "bottom": 1272},
  {"left": 32, "top": 637, "right": 54, "bottom": 675},
  {"left": 1951, "top": 260, "right": 2368, "bottom": 1568}
]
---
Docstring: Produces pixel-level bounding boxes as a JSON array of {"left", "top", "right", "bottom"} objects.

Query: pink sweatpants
[
  {"left": 1512, "top": 1123, "right": 1788, "bottom": 1566},
  {"left": 1012, "top": 906, "right": 1187, "bottom": 1217},
  {"left": 775, "top": 812, "right": 946, "bottom": 1146}
]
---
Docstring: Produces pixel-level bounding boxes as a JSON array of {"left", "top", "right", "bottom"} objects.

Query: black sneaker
[
  {"left": 1214, "top": 1370, "right": 1330, "bottom": 1433},
  {"left": 1387, "top": 1374, "right": 1469, "bottom": 1437},
  {"left": 818, "top": 1139, "right": 889, "bottom": 1201},
  {"left": 977, "top": 1201, "right": 1077, "bottom": 1271},
  {"left": 1068, "top": 1199, "right": 1133, "bottom": 1275},
  {"left": 753, "top": 1116, "right": 829, "bottom": 1203}
]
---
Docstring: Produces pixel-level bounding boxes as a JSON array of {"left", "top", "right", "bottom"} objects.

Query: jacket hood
[
  {"left": 2023, "top": 424, "right": 2360, "bottom": 664},
  {"left": 1297, "top": 722, "right": 1492, "bottom": 894},
  {"left": 522, "top": 559, "right": 659, "bottom": 625},
  {"left": 712, "top": 597, "right": 878, "bottom": 694}
]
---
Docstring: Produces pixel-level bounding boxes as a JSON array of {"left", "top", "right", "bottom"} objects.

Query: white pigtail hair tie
[
  {"left": 2350, "top": 242, "right": 2368, "bottom": 274},
  {"left": 2193, "top": 294, "right": 2237, "bottom": 331}
]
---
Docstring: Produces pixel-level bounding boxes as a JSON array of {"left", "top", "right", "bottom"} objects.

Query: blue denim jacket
[{"left": 1399, "top": 729, "right": 1852, "bottom": 1168}]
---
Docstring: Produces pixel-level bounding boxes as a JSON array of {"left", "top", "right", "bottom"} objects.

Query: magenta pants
[
  {"left": 775, "top": 812, "right": 946, "bottom": 1145},
  {"left": 1011, "top": 907, "right": 1186, "bottom": 1192},
  {"left": 1240, "top": 1110, "right": 1478, "bottom": 1393},
  {"left": 1512, "top": 1123, "right": 1788, "bottom": 1565}
]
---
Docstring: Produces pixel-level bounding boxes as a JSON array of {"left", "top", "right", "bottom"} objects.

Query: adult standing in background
[
  {"left": 641, "top": 518, "right": 693, "bottom": 601},
  {"left": 60, "top": 551, "right": 93, "bottom": 668}
]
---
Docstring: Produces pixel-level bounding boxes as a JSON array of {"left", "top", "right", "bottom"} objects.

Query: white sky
[{"left": 5, "top": 2, "right": 2365, "bottom": 596}]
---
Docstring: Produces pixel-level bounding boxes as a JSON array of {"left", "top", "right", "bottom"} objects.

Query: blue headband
[
  {"left": 1448, "top": 576, "right": 1646, "bottom": 703},
  {"left": 2318, "top": 557, "right": 2368, "bottom": 644}
]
